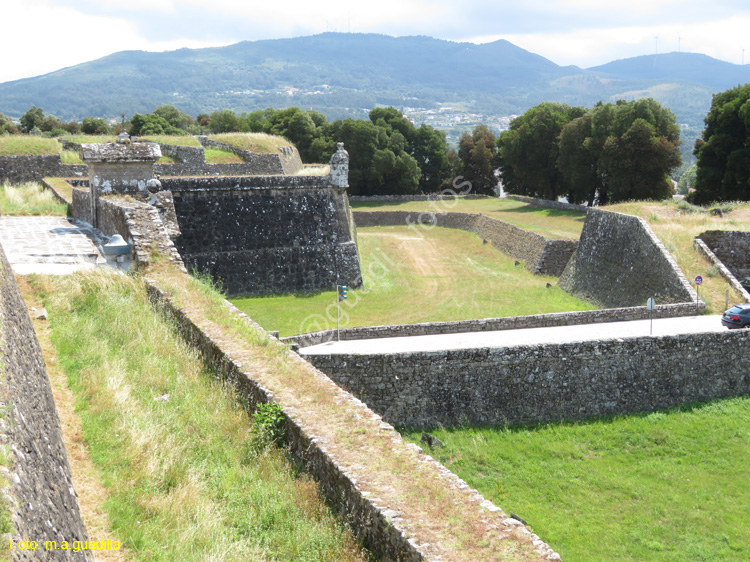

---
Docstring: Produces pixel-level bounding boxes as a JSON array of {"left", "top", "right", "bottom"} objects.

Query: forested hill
[{"left": 0, "top": 33, "right": 749, "bottom": 129}]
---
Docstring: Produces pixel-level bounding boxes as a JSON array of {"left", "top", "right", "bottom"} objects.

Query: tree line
[{"left": 2, "top": 83, "right": 749, "bottom": 203}]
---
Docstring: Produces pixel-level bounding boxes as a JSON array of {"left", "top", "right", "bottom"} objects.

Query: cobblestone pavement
[
  {"left": 300, "top": 314, "right": 727, "bottom": 355},
  {"left": 0, "top": 216, "right": 109, "bottom": 274}
]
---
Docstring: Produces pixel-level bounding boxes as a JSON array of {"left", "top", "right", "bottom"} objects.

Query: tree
[
  {"left": 497, "top": 103, "right": 584, "bottom": 200},
  {"left": 0, "top": 113, "right": 20, "bottom": 135},
  {"left": 689, "top": 83, "right": 750, "bottom": 204},
  {"left": 81, "top": 117, "right": 111, "bottom": 135},
  {"left": 458, "top": 124, "right": 497, "bottom": 195},
  {"left": 20, "top": 106, "right": 45, "bottom": 133},
  {"left": 412, "top": 124, "right": 450, "bottom": 192},
  {"left": 499, "top": 99, "right": 681, "bottom": 204},
  {"left": 208, "top": 109, "right": 241, "bottom": 133},
  {"left": 557, "top": 113, "right": 599, "bottom": 205},
  {"left": 593, "top": 99, "right": 681, "bottom": 203}
]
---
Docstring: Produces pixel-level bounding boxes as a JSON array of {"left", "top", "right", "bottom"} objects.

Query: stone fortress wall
[
  {"left": 696, "top": 230, "right": 750, "bottom": 281},
  {"left": 559, "top": 208, "right": 697, "bottom": 307},
  {"left": 306, "top": 329, "right": 750, "bottom": 428},
  {"left": 0, "top": 246, "right": 92, "bottom": 560},
  {"left": 165, "top": 174, "right": 361, "bottom": 296},
  {"left": 353, "top": 210, "right": 577, "bottom": 277},
  {"left": 283, "top": 302, "right": 703, "bottom": 348}
]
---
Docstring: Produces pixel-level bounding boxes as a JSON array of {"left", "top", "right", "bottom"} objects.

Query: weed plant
[
  {"left": 0, "top": 182, "right": 67, "bottom": 216},
  {"left": 33, "top": 270, "right": 367, "bottom": 562}
]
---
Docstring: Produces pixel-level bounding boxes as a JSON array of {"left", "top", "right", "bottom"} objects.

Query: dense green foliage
[
  {"left": 498, "top": 99, "right": 682, "bottom": 205},
  {"left": 689, "top": 83, "right": 750, "bottom": 204}
]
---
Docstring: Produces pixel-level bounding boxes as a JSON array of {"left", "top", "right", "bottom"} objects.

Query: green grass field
[
  {"left": 208, "top": 133, "right": 291, "bottom": 154},
  {"left": 351, "top": 197, "right": 586, "bottom": 240},
  {"left": 402, "top": 396, "right": 750, "bottom": 562},
  {"left": 231, "top": 226, "right": 595, "bottom": 336},
  {"left": 32, "top": 270, "right": 367, "bottom": 562}
]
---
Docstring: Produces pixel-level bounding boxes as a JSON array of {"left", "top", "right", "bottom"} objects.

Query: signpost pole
[
  {"left": 647, "top": 297, "right": 655, "bottom": 336},
  {"left": 695, "top": 275, "right": 703, "bottom": 315}
]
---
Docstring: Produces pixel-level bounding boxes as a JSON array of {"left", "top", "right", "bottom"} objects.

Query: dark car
[
  {"left": 721, "top": 303, "right": 750, "bottom": 329},
  {"left": 740, "top": 278, "right": 750, "bottom": 291}
]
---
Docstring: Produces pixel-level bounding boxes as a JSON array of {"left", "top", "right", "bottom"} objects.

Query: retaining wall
[
  {"left": 284, "top": 302, "right": 705, "bottom": 348},
  {"left": 198, "top": 137, "right": 303, "bottom": 175},
  {"left": 697, "top": 230, "right": 750, "bottom": 281},
  {"left": 694, "top": 236, "right": 750, "bottom": 302},
  {"left": 349, "top": 194, "right": 491, "bottom": 202},
  {"left": 0, "top": 155, "right": 87, "bottom": 184},
  {"left": 559, "top": 209, "right": 697, "bottom": 307},
  {"left": 305, "top": 330, "right": 750, "bottom": 428},
  {"left": 0, "top": 246, "right": 92, "bottom": 560},
  {"left": 353, "top": 210, "right": 577, "bottom": 276},
  {"left": 504, "top": 194, "right": 589, "bottom": 212}
]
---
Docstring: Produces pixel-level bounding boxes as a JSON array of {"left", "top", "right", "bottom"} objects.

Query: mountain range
[{"left": 1, "top": 33, "right": 749, "bottom": 136}]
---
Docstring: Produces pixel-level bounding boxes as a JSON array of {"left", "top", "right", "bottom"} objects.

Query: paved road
[
  {"left": 299, "top": 314, "right": 729, "bottom": 355},
  {"left": 0, "top": 216, "right": 108, "bottom": 274}
]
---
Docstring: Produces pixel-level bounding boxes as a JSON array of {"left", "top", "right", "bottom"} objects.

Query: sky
[{"left": 1, "top": 0, "right": 749, "bottom": 83}]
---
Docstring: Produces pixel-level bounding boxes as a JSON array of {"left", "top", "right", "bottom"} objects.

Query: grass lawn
[
  {"left": 31, "top": 270, "right": 367, "bottom": 562},
  {"left": 208, "top": 133, "right": 291, "bottom": 153},
  {"left": 231, "top": 226, "right": 595, "bottom": 336},
  {"left": 351, "top": 197, "right": 586, "bottom": 240},
  {"left": 0, "top": 182, "right": 67, "bottom": 216},
  {"left": 604, "top": 199, "right": 750, "bottom": 314},
  {"left": 402, "top": 396, "right": 750, "bottom": 562},
  {"left": 204, "top": 147, "right": 244, "bottom": 163},
  {"left": 0, "top": 136, "right": 60, "bottom": 156}
]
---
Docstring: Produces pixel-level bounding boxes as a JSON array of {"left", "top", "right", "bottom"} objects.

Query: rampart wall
[
  {"left": 306, "top": 330, "right": 750, "bottom": 428},
  {"left": 694, "top": 236, "right": 750, "bottom": 301},
  {"left": 284, "top": 302, "right": 704, "bottom": 348},
  {"left": 504, "top": 194, "right": 589, "bottom": 212},
  {"left": 353, "top": 210, "right": 577, "bottom": 276},
  {"left": 167, "top": 178, "right": 361, "bottom": 295},
  {"left": 559, "top": 209, "right": 697, "bottom": 307},
  {"left": 0, "top": 155, "right": 86, "bottom": 184},
  {"left": 197, "top": 136, "right": 303, "bottom": 175},
  {"left": 697, "top": 230, "right": 750, "bottom": 281},
  {"left": 0, "top": 245, "right": 92, "bottom": 560}
]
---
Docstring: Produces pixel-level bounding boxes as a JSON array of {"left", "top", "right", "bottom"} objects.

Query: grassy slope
[
  {"left": 351, "top": 197, "right": 586, "bottom": 240},
  {"left": 32, "top": 270, "right": 367, "bottom": 562},
  {"left": 604, "top": 199, "right": 750, "bottom": 313},
  {"left": 208, "top": 133, "right": 291, "bottom": 153},
  {"left": 232, "top": 226, "right": 595, "bottom": 336},
  {"left": 403, "top": 397, "right": 750, "bottom": 562}
]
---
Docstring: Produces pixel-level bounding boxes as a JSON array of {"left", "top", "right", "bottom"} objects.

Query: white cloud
[
  {"left": 0, "top": 1, "right": 226, "bottom": 83},
  {"left": 468, "top": 14, "right": 750, "bottom": 68}
]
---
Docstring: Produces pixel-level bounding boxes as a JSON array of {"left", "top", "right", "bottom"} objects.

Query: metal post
[{"left": 336, "top": 286, "right": 340, "bottom": 341}]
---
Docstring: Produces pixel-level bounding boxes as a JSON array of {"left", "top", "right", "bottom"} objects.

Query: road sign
[
  {"left": 646, "top": 297, "right": 656, "bottom": 310},
  {"left": 695, "top": 275, "right": 703, "bottom": 285}
]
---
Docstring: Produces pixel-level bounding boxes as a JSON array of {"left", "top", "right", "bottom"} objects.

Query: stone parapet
[
  {"left": 284, "top": 302, "right": 705, "bottom": 348},
  {"left": 306, "top": 329, "right": 750, "bottom": 428},
  {"left": 0, "top": 245, "right": 92, "bottom": 559}
]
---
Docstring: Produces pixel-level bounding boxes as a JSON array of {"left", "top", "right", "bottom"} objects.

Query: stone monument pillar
[
  {"left": 329, "top": 142, "right": 349, "bottom": 188},
  {"left": 80, "top": 138, "right": 161, "bottom": 227}
]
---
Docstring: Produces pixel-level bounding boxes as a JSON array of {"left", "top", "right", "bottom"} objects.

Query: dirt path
[{"left": 17, "top": 276, "right": 126, "bottom": 562}]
